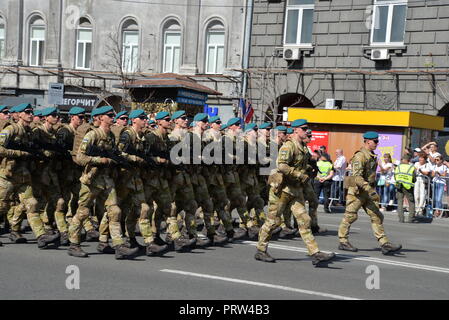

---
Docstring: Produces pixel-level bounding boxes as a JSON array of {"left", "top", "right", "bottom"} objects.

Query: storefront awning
[{"left": 288, "top": 108, "right": 444, "bottom": 131}]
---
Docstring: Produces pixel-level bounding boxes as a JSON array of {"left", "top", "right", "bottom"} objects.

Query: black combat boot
[
  {"left": 127, "top": 237, "right": 145, "bottom": 250},
  {"left": 97, "top": 241, "right": 115, "bottom": 254},
  {"left": 114, "top": 244, "right": 139, "bottom": 260},
  {"left": 247, "top": 226, "right": 260, "bottom": 241},
  {"left": 59, "top": 231, "right": 69, "bottom": 246},
  {"left": 146, "top": 241, "right": 169, "bottom": 256},
  {"left": 67, "top": 243, "right": 88, "bottom": 257},
  {"left": 174, "top": 237, "right": 196, "bottom": 252},
  {"left": 208, "top": 233, "right": 228, "bottom": 246},
  {"left": 232, "top": 228, "right": 247, "bottom": 241},
  {"left": 254, "top": 250, "right": 276, "bottom": 263},
  {"left": 85, "top": 229, "right": 100, "bottom": 242},
  {"left": 9, "top": 231, "right": 27, "bottom": 244},
  {"left": 311, "top": 225, "right": 328, "bottom": 235},
  {"left": 279, "top": 227, "right": 297, "bottom": 239},
  {"left": 338, "top": 242, "right": 358, "bottom": 252},
  {"left": 194, "top": 235, "right": 211, "bottom": 248},
  {"left": 311, "top": 251, "right": 336, "bottom": 266},
  {"left": 381, "top": 242, "right": 402, "bottom": 255},
  {"left": 37, "top": 232, "right": 60, "bottom": 249}
]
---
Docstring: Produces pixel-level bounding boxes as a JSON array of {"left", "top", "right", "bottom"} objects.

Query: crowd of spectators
[{"left": 310, "top": 141, "right": 448, "bottom": 219}]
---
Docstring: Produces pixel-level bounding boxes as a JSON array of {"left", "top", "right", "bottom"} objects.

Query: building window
[
  {"left": 0, "top": 21, "right": 5, "bottom": 59},
  {"left": 75, "top": 18, "right": 92, "bottom": 69},
  {"left": 30, "top": 25, "right": 45, "bottom": 66},
  {"left": 122, "top": 19, "right": 139, "bottom": 73},
  {"left": 205, "top": 23, "right": 225, "bottom": 74},
  {"left": 371, "top": 0, "right": 407, "bottom": 45},
  {"left": 163, "top": 31, "right": 181, "bottom": 73},
  {"left": 284, "top": 0, "right": 314, "bottom": 46}
]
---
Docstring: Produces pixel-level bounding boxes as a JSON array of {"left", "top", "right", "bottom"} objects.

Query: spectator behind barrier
[
  {"left": 314, "top": 153, "right": 334, "bottom": 213},
  {"left": 394, "top": 155, "right": 417, "bottom": 223},
  {"left": 378, "top": 153, "right": 396, "bottom": 211},
  {"left": 332, "top": 149, "right": 347, "bottom": 205},
  {"left": 414, "top": 153, "right": 431, "bottom": 216},
  {"left": 421, "top": 141, "right": 439, "bottom": 164},
  {"left": 431, "top": 155, "right": 448, "bottom": 218}
]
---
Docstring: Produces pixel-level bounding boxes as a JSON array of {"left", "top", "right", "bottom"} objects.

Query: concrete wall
[{"left": 248, "top": 0, "right": 449, "bottom": 120}]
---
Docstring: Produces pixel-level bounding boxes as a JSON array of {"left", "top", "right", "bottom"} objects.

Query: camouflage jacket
[{"left": 351, "top": 146, "right": 378, "bottom": 189}]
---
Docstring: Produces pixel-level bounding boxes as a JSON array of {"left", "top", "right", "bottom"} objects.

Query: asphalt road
[{"left": 1, "top": 208, "right": 449, "bottom": 300}]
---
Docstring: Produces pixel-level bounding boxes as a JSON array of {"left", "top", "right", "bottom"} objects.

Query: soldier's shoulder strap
[
  {"left": 0, "top": 119, "right": 12, "bottom": 132},
  {"left": 73, "top": 122, "right": 93, "bottom": 155},
  {"left": 52, "top": 123, "right": 63, "bottom": 132},
  {"left": 110, "top": 124, "right": 127, "bottom": 145}
]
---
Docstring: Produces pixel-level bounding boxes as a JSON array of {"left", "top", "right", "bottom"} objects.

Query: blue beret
[
  {"left": 69, "top": 107, "right": 86, "bottom": 115},
  {"left": 259, "top": 122, "right": 273, "bottom": 130},
  {"left": 363, "top": 131, "right": 379, "bottom": 140},
  {"left": 129, "top": 109, "right": 146, "bottom": 119},
  {"left": 34, "top": 110, "right": 42, "bottom": 116},
  {"left": 291, "top": 119, "right": 308, "bottom": 128},
  {"left": 14, "top": 103, "right": 33, "bottom": 113},
  {"left": 276, "top": 125, "right": 287, "bottom": 132},
  {"left": 171, "top": 110, "right": 186, "bottom": 120},
  {"left": 94, "top": 105, "right": 114, "bottom": 116},
  {"left": 227, "top": 117, "right": 241, "bottom": 127},
  {"left": 193, "top": 113, "right": 208, "bottom": 122},
  {"left": 15, "top": 103, "right": 33, "bottom": 113},
  {"left": 148, "top": 119, "right": 155, "bottom": 125},
  {"left": 286, "top": 128, "right": 294, "bottom": 134},
  {"left": 0, "top": 105, "right": 8, "bottom": 112},
  {"left": 244, "top": 123, "right": 258, "bottom": 132},
  {"left": 220, "top": 124, "right": 228, "bottom": 131},
  {"left": 208, "top": 116, "right": 221, "bottom": 124},
  {"left": 155, "top": 111, "right": 170, "bottom": 120},
  {"left": 114, "top": 111, "right": 128, "bottom": 120},
  {"left": 41, "top": 107, "right": 59, "bottom": 117},
  {"left": 91, "top": 106, "right": 106, "bottom": 117}
]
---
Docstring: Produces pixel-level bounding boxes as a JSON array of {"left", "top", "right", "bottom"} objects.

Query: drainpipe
[{"left": 241, "top": 0, "right": 253, "bottom": 101}]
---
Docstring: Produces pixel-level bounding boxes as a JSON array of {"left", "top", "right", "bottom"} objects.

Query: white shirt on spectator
[
  {"left": 431, "top": 163, "right": 448, "bottom": 185},
  {"left": 414, "top": 162, "right": 431, "bottom": 178},
  {"left": 380, "top": 161, "right": 395, "bottom": 183},
  {"left": 332, "top": 155, "right": 347, "bottom": 181}
]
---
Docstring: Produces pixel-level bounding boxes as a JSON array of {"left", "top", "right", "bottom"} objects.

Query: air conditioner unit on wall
[
  {"left": 371, "top": 48, "right": 390, "bottom": 61},
  {"left": 283, "top": 47, "right": 301, "bottom": 61}
]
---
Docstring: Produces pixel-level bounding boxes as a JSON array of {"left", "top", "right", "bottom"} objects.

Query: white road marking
[
  {"left": 160, "top": 269, "right": 360, "bottom": 300},
  {"left": 241, "top": 241, "right": 449, "bottom": 275}
]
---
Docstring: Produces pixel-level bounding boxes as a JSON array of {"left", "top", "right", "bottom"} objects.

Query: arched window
[
  {"left": 205, "top": 21, "right": 225, "bottom": 74},
  {"left": 122, "top": 19, "right": 139, "bottom": 73},
  {"left": 75, "top": 17, "right": 92, "bottom": 69},
  {"left": 0, "top": 16, "right": 5, "bottom": 59},
  {"left": 29, "top": 15, "right": 45, "bottom": 66},
  {"left": 162, "top": 20, "right": 181, "bottom": 73}
]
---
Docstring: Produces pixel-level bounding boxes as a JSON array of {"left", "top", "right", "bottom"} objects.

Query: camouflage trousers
[
  {"left": 338, "top": 187, "right": 389, "bottom": 245},
  {"left": 208, "top": 181, "right": 233, "bottom": 233},
  {"left": 171, "top": 171, "right": 198, "bottom": 238},
  {"left": 282, "top": 180, "right": 319, "bottom": 229},
  {"left": 69, "top": 175, "right": 124, "bottom": 247},
  {"left": 192, "top": 172, "right": 216, "bottom": 236},
  {"left": 115, "top": 174, "right": 153, "bottom": 244},
  {"left": 257, "top": 188, "right": 320, "bottom": 256},
  {"left": 0, "top": 176, "right": 45, "bottom": 238},
  {"left": 143, "top": 173, "right": 182, "bottom": 240},
  {"left": 241, "top": 180, "right": 266, "bottom": 228}
]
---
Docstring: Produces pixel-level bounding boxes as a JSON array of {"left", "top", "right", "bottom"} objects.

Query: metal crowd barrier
[{"left": 328, "top": 170, "right": 351, "bottom": 210}]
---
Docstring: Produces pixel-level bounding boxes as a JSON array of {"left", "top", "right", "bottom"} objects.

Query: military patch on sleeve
[
  {"left": 352, "top": 161, "right": 361, "bottom": 171},
  {"left": 0, "top": 132, "right": 8, "bottom": 145}
]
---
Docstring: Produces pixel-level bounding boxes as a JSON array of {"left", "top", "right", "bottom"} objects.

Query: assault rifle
[
  {"left": 123, "top": 144, "right": 158, "bottom": 168},
  {"left": 5, "top": 140, "right": 46, "bottom": 160},
  {"left": 86, "top": 144, "right": 132, "bottom": 169},
  {"left": 37, "top": 141, "right": 72, "bottom": 160}
]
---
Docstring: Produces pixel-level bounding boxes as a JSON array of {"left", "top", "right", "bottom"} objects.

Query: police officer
[
  {"left": 255, "top": 119, "right": 335, "bottom": 266},
  {"left": 394, "top": 155, "right": 416, "bottom": 223},
  {"left": 67, "top": 106, "right": 138, "bottom": 259},
  {"left": 338, "top": 131, "right": 402, "bottom": 255},
  {"left": 0, "top": 103, "right": 60, "bottom": 248}
]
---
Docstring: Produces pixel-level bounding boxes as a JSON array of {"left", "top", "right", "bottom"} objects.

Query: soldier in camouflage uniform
[
  {"left": 56, "top": 107, "right": 99, "bottom": 243},
  {"left": 0, "top": 103, "right": 60, "bottom": 248},
  {"left": 143, "top": 111, "right": 195, "bottom": 252},
  {"left": 255, "top": 119, "right": 335, "bottom": 266},
  {"left": 67, "top": 106, "right": 138, "bottom": 259},
  {"left": 338, "top": 131, "right": 402, "bottom": 255},
  {"left": 169, "top": 110, "right": 210, "bottom": 247},
  {"left": 116, "top": 109, "right": 169, "bottom": 256}
]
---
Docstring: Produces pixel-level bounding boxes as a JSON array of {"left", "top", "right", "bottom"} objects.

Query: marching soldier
[
  {"left": 255, "top": 119, "right": 335, "bottom": 266},
  {"left": 0, "top": 103, "right": 60, "bottom": 248},
  {"left": 338, "top": 131, "right": 402, "bottom": 255},
  {"left": 67, "top": 106, "right": 138, "bottom": 259}
]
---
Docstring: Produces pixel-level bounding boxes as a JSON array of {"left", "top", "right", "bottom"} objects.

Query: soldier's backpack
[
  {"left": 72, "top": 122, "right": 94, "bottom": 157},
  {"left": 110, "top": 124, "right": 127, "bottom": 146}
]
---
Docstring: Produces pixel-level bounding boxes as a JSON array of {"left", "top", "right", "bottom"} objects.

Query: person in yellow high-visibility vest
[{"left": 394, "top": 155, "right": 417, "bottom": 223}]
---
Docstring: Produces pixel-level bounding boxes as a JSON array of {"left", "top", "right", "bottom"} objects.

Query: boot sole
[
  {"left": 338, "top": 245, "right": 358, "bottom": 252},
  {"left": 67, "top": 251, "right": 88, "bottom": 258},
  {"left": 12, "top": 238, "right": 28, "bottom": 244},
  {"left": 254, "top": 256, "right": 276, "bottom": 263}
]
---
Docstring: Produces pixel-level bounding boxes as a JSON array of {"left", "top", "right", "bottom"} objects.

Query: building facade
[
  {"left": 246, "top": 0, "right": 449, "bottom": 124},
  {"left": 0, "top": 0, "right": 248, "bottom": 120}
]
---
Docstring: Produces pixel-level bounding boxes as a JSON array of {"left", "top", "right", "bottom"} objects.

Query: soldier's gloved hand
[
  {"left": 100, "top": 157, "right": 112, "bottom": 165},
  {"left": 362, "top": 184, "right": 380, "bottom": 202},
  {"left": 293, "top": 170, "right": 309, "bottom": 184}
]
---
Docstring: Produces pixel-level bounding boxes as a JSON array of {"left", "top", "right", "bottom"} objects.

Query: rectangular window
[
  {"left": 122, "top": 31, "right": 139, "bottom": 73},
  {"left": 206, "top": 31, "right": 225, "bottom": 74},
  {"left": 75, "top": 28, "right": 92, "bottom": 69},
  {"left": 0, "top": 24, "right": 5, "bottom": 59},
  {"left": 163, "top": 32, "right": 180, "bottom": 73},
  {"left": 371, "top": 0, "right": 407, "bottom": 45},
  {"left": 30, "top": 26, "right": 45, "bottom": 66},
  {"left": 284, "top": 0, "right": 314, "bottom": 46}
]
